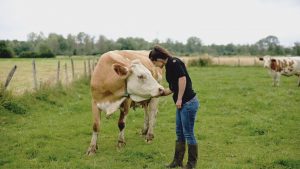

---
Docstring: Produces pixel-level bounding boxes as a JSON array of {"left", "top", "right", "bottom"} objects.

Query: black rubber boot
[
  {"left": 183, "top": 144, "right": 198, "bottom": 169},
  {"left": 166, "top": 141, "right": 186, "bottom": 168}
]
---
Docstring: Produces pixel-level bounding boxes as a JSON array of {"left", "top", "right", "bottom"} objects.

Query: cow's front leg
[
  {"left": 87, "top": 100, "right": 101, "bottom": 156},
  {"left": 141, "top": 105, "right": 149, "bottom": 136},
  {"left": 117, "top": 100, "right": 130, "bottom": 148},
  {"left": 145, "top": 98, "right": 159, "bottom": 143}
]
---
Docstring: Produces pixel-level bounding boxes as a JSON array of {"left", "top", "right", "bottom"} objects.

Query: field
[
  {"left": 0, "top": 57, "right": 97, "bottom": 94},
  {"left": 1, "top": 65, "right": 299, "bottom": 169}
]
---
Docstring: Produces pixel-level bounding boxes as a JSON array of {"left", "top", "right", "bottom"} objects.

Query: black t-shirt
[{"left": 165, "top": 57, "right": 196, "bottom": 104}]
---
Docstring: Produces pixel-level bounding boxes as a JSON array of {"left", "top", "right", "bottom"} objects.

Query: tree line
[{"left": 0, "top": 32, "right": 300, "bottom": 58}]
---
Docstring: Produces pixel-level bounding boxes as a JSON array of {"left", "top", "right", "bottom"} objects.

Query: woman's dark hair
[{"left": 149, "top": 45, "right": 172, "bottom": 61}]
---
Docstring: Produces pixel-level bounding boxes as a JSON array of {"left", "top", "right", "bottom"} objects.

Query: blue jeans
[{"left": 176, "top": 96, "right": 199, "bottom": 145}]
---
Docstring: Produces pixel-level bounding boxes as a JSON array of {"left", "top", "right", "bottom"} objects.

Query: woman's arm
[{"left": 176, "top": 76, "right": 186, "bottom": 109}]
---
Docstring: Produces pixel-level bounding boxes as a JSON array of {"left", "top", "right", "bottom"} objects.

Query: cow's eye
[{"left": 138, "top": 75, "right": 145, "bottom": 80}]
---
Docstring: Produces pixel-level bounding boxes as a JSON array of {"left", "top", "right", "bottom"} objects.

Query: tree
[
  {"left": 293, "top": 42, "right": 300, "bottom": 55},
  {"left": 0, "top": 40, "right": 14, "bottom": 58},
  {"left": 256, "top": 35, "right": 281, "bottom": 55},
  {"left": 38, "top": 43, "right": 55, "bottom": 58},
  {"left": 186, "top": 37, "right": 202, "bottom": 54}
]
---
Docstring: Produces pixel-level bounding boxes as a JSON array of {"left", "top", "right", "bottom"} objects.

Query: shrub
[
  {"left": 19, "top": 51, "right": 38, "bottom": 58},
  {"left": 189, "top": 56, "right": 213, "bottom": 67},
  {"left": 38, "top": 50, "right": 55, "bottom": 58},
  {"left": 0, "top": 89, "right": 27, "bottom": 114}
]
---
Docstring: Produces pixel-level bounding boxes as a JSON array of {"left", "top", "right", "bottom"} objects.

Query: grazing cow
[
  {"left": 259, "top": 55, "right": 300, "bottom": 86},
  {"left": 86, "top": 50, "right": 165, "bottom": 155}
]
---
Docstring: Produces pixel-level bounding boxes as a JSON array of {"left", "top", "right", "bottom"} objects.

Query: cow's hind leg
[
  {"left": 117, "top": 100, "right": 130, "bottom": 148},
  {"left": 86, "top": 100, "right": 101, "bottom": 156}
]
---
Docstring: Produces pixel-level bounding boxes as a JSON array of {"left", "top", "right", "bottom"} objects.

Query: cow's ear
[
  {"left": 271, "top": 59, "right": 276, "bottom": 63},
  {"left": 113, "top": 64, "right": 129, "bottom": 77}
]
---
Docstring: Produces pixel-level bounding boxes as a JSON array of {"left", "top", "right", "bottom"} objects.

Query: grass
[{"left": 0, "top": 66, "right": 299, "bottom": 169}]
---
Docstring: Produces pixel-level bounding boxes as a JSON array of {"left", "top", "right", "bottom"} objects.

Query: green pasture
[{"left": 1, "top": 66, "right": 299, "bottom": 169}]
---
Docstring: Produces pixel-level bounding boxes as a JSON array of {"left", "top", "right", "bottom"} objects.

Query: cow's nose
[{"left": 159, "top": 88, "right": 164, "bottom": 95}]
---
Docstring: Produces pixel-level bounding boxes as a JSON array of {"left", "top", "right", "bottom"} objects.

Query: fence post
[
  {"left": 71, "top": 58, "right": 75, "bottom": 80},
  {"left": 65, "top": 63, "right": 69, "bottom": 84},
  {"left": 56, "top": 60, "right": 60, "bottom": 84},
  {"left": 84, "top": 60, "right": 87, "bottom": 77},
  {"left": 88, "top": 59, "right": 91, "bottom": 77},
  {"left": 238, "top": 56, "right": 240, "bottom": 67},
  {"left": 92, "top": 59, "right": 95, "bottom": 72},
  {"left": 32, "top": 59, "right": 38, "bottom": 90},
  {"left": 2, "top": 65, "right": 17, "bottom": 92}
]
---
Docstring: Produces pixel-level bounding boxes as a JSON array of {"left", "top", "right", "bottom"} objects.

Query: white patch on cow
[
  {"left": 130, "top": 95, "right": 150, "bottom": 102},
  {"left": 118, "top": 116, "right": 127, "bottom": 143},
  {"left": 91, "top": 131, "right": 98, "bottom": 145},
  {"left": 97, "top": 98, "right": 126, "bottom": 116}
]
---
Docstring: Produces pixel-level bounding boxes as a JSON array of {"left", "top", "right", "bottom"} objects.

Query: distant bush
[
  {"left": 189, "top": 57, "right": 213, "bottom": 67},
  {"left": 19, "top": 51, "right": 55, "bottom": 58},
  {"left": 19, "top": 51, "right": 39, "bottom": 58},
  {"left": 39, "top": 50, "right": 55, "bottom": 58}
]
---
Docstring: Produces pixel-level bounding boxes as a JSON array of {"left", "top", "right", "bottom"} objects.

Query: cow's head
[
  {"left": 259, "top": 55, "right": 271, "bottom": 68},
  {"left": 113, "top": 59, "right": 164, "bottom": 102}
]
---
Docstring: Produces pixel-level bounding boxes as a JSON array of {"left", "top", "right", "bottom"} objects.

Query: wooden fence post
[
  {"left": 84, "top": 60, "right": 87, "bottom": 77},
  {"left": 32, "top": 59, "right": 38, "bottom": 90},
  {"left": 71, "top": 58, "right": 75, "bottom": 80},
  {"left": 88, "top": 59, "right": 91, "bottom": 77},
  {"left": 65, "top": 63, "right": 69, "bottom": 84},
  {"left": 2, "top": 65, "right": 17, "bottom": 92},
  {"left": 92, "top": 59, "right": 95, "bottom": 72},
  {"left": 56, "top": 60, "right": 60, "bottom": 84}
]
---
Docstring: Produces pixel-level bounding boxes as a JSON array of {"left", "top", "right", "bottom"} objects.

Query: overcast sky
[{"left": 0, "top": 0, "right": 300, "bottom": 46}]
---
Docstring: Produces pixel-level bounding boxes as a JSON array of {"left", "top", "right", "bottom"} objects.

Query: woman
[{"left": 149, "top": 45, "right": 200, "bottom": 169}]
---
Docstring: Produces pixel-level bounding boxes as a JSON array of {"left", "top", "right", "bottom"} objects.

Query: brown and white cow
[
  {"left": 86, "top": 50, "right": 165, "bottom": 155},
  {"left": 259, "top": 55, "right": 300, "bottom": 86}
]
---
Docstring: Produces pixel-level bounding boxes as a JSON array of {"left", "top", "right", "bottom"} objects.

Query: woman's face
[{"left": 152, "top": 59, "right": 166, "bottom": 68}]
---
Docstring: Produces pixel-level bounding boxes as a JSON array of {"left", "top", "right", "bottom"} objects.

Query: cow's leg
[
  {"left": 145, "top": 98, "right": 159, "bottom": 143},
  {"left": 272, "top": 72, "right": 280, "bottom": 87},
  {"left": 275, "top": 73, "right": 281, "bottom": 87},
  {"left": 86, "top": 100, "right": 101, "bottom": 156},
  {"left": 298, "top": 75, "right": 300, "bottom": 87},
  {"left": 117, "top": 99, "right": 130, "bottom": 148},
  {"left": 141, "top": 105, "right": 149, "bottom": 136}
]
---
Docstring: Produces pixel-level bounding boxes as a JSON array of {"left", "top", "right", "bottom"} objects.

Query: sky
[{"left": 0, "top": 0, "right": 300, "bottom": 47}]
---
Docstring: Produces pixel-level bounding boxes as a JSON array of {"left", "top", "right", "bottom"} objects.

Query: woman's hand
[{"left": 176, "top": 99, "right": 182, "bottom": 109}]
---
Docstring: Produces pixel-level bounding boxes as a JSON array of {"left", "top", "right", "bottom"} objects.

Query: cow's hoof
[
  {"left": 140, "top": 129, "right": 148, "bottom": 136},
  {"left": 145, "top": 134, "right": 154, "bottom": 143},
  {"left": 117, "top": 140, "right": 126, "bottom": 148},
  {"left": 86, "top": 144, "right": 98, "bottom": 156}
]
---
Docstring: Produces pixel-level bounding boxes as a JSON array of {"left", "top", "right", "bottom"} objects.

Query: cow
[
  {"left": 259, "top": 55, "right": 300, "bottom": 87},
  {"left": 86, "top": 50, "right": 166, "bottom": 155}
]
